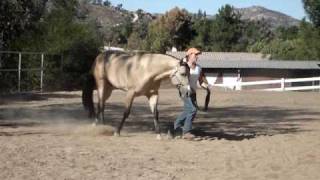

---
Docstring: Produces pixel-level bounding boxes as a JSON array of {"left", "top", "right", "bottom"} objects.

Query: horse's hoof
[
  {"left": 166, "top": 131, "right": 174, "bottom": 140},
  {"left": 113, "top": 132, "right": 120, "bottom": 137},
  {"left": 156, "top": 134, "right": 162, "bottom": 140}
]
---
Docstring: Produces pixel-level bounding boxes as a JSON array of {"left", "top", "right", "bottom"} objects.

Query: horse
[{"left": 82, "top": 50, "right": 190, "bottom": 138}]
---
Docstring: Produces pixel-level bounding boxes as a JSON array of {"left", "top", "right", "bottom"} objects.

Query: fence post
[
  {"left": 60, "top": 54, "right": 64, "bottom": 71},
  {"left": 281, "top": 78, "right": 285, "bottom": 91},
  {"left": 235, "top": 69, "right": 242, "bottom": 90},
  {"left": 236, "top": 78, "right": 242, "bottom": 90},
  {"left": 40, "top": 53, "right": 44, "bottom": 92},
  {"left": 312, "top": 80, "right": 315, "bottom": 92},
  {"left": 18, "top": 53, "right": 21, "bottom": 92}
]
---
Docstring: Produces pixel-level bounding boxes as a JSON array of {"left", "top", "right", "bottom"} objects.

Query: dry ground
[{"left": 0, "top": 88, "right": 320, "bottom": 180}]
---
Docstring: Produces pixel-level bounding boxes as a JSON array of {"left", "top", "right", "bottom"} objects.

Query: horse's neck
[
  {"left": 153, "top": 55, "right": 179, "bottom": 81},
  {"left": 158, "top": 54, "right": 179, "bottom": 68}
]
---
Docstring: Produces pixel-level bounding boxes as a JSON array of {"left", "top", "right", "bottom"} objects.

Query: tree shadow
[
  {"left": 0, "top": 122, "right": 40, "bottom": 128},
  {"left": 0, "top": 103, "right": 88, "bottom": 124},
  {"left": 1, "top": 99, "right": 319, "bottom": 140},
  {"left": 0, "top": 131, "right": 49, "bottom": 136},
  {"left": 0, "top": 92, "right": 80, "bottom": 105},
  {"left": 100, "top": 103, "right": 320, "bottom": 141}
]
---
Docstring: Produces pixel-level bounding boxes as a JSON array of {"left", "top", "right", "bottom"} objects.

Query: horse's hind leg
[
  {"left": 114, "top": 90, "right": 135, "bottom": 136},
  {"left": 147, "top": 93, "right": 161, "bottom": 139},
  {"left": 95, "top": 79, "right": 112, "bottom": 125}
]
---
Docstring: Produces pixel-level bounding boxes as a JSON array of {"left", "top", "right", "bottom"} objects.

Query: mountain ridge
[
  {"left": 81, "top": 4, "right": 301, "bottom": 31},
  {"left": 235, "top": 6, "right": 300, "bottom": 28}
]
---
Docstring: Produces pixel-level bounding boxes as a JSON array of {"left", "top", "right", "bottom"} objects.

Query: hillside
[
  {"left": 79, "top": 3, "right": 301, "bottom": 37},
  {"left": 78, "top": 3, "right": 154, "bottom": 29},
  {"left": 82, "top": 4, "right": 300, "bottom": 29},
  {"left": 236, "top": 6, "right": 300, "bottom": 28}
]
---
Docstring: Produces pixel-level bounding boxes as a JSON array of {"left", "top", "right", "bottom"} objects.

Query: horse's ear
[
  {"left": 180, "top": 57, "right": 187, "bottom": 66},
  {"left": 179, "top": 60, "right": 183, "bottom": 65}
]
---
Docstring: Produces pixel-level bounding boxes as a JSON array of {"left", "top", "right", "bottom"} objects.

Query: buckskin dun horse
[{"left": 82, "top": 50, "right": 189, "bottom": 138}]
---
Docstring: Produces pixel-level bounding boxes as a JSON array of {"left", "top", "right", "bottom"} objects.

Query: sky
[{"left": 108, "top": 0, "right": 306, "bottom": 20}]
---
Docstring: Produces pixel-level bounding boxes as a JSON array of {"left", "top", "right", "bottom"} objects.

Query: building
[{"left": 167, "top": 51, "right": 320, "bottom": 90}]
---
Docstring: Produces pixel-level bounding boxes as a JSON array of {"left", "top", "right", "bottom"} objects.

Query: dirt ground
[{"left": 0, "top": 88, "right": 320, "bottom": 180}]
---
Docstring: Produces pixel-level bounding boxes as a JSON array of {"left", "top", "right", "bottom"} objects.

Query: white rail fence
[{"left": 213, "top": 77, "right": 320, "bottom": 91}]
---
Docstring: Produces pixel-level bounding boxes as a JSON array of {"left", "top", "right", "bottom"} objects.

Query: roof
[
  {"left": 167, "top": 51, "right": 270, "bottom": 61},
  {"left": 167, "top": 51, "right": 320, "bottom": 70},
  {"left": 198, "top": 60, "right": 320, "bottom": 70}
]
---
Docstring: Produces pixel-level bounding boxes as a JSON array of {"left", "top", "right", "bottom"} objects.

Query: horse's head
[{"left": 170, "top": 60, "right": 190, "bottom": 87}]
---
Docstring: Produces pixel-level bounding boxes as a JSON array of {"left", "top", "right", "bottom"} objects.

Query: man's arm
[{"left": 198, "top": 71, "right": 211, "bottom": 111}]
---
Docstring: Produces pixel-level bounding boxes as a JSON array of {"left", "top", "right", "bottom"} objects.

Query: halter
[{"left": 170, "top": 65, "right": 188, "bottom": 87}]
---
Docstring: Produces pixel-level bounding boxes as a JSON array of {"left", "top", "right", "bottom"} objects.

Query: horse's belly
[{"left": 106, "top": 71, "right": 130, "bottom": 90}]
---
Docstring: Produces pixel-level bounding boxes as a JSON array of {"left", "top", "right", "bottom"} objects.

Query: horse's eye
[{"left": 179, "top": 67, "right": 187, "bottom": 75}]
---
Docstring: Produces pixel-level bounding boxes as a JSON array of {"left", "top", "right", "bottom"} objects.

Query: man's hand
[
  {"left": 178, "top": 85, "right": 191, "bottom": 98},
  {"left": 200, "top": 83, "right": 213, "bottom": 90}
]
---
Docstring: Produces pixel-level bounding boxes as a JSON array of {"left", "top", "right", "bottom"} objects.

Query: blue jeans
[{"left": 174, "top": 95, "right": 197, "bottom": 134}]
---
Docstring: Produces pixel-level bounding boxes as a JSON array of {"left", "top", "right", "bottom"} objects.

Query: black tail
[{"left": 82, "top": 74, "right": 96, "bottom": 118}]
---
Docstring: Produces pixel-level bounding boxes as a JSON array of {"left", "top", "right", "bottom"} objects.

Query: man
[{"left": 174, "top": 47, "right": 211, "bottom": 140}]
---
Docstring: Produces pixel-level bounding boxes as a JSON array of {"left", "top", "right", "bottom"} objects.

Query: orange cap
[{"left": 186, "top": 48, "right": 201, "bottom": 56}]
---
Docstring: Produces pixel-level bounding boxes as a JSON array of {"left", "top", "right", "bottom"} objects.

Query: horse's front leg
[
  {"left": 114, "top": 90, "right": 135, "bottom": 136},
  {"left": 148, "top": 93, "right": 161, "bottom": 140}
]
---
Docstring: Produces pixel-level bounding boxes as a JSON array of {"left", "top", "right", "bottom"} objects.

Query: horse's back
[{"left": 93, "top": 51, "right": 177, "bottom": 91}]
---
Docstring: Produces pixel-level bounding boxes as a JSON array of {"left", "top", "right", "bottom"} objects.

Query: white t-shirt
[{"left": 189, "top": 64, "right": 202, "bottom": 92}]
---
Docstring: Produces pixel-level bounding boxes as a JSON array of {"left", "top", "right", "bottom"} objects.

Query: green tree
[
  {"left": 245, "top": 20, "right": 274, "bottom": 52},
  {"left": 127, "top": 17, "right": 149, "bottom": 50},
  {"left": 248, "top": 1, "right": 320, "bottom": 60},
  {"left": 144, "top": 7, "right": 193, "bottom": 52},
  {"left": 303, "top": 0, "right": 320, "bottom": 27},
  {"left": 296, "top": 20, "right": 320, "bottom": 59},
  {"left": 144, "top": 16, "right": 171, "bottom": 53},
  {"left": 0, "top": 0, "right": 45, "bottom": 50},
  {"left": 256, "top": 20, "right": 320, "bottom": 60},
  {"left": 107, "top": 19, "right": 133, "bottom": 47},
  {"left": 41, "top": 0, "right": 103, "bottom": 89},
  {"left": 166, "top": 8, "right": 193, "bottom": 50},
  {"left": 209, "top": 5, "right": 243, "bottom": 51},
  {"left": 127, "top": 31, "right": 143, "bottom": 50},
  {"left": 103, "top": 0, "right": 111, "bottom": 7},
  {"left": 275, "top": 26, "right": 299, "bottom": 40},
  {"left": 190, "top": 15, "right": 212, "bottom": 51},
  {"left": 5, "top": 0, "right": 103, "bottom": 91},
  {"left": 0, "top": 0, "right": 47, "bottom": 92}
]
